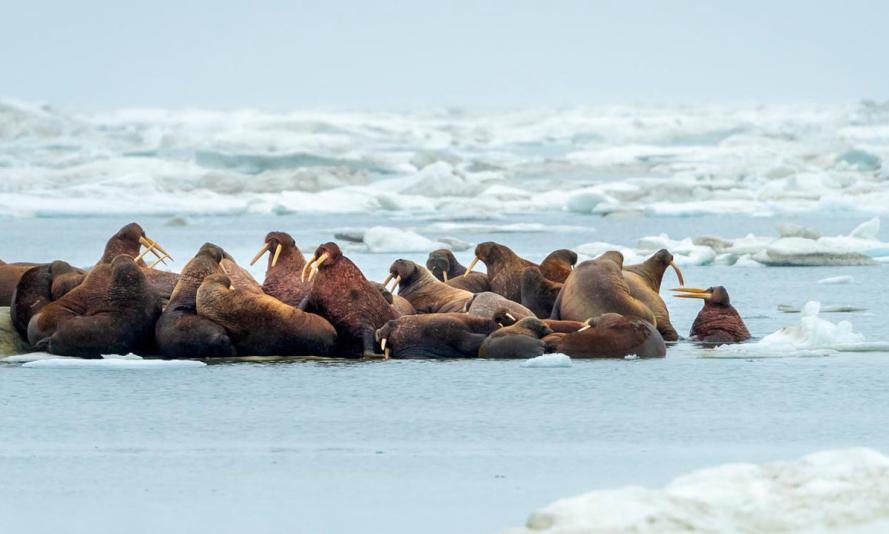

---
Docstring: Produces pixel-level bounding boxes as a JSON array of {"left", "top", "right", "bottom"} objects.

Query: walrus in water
[
  {"left": 10, "top": 260, "right": 86, "bottom": 339},
  {"left": 550, "top": 251, "right": 656, "bottom": 326},
  {"left": 99, "top": 222, "right": 179, "bottom": 300},
  {"left": 196, "top": 273, "right": 336, "bottom": 356},
  {"left": 375, "top": 313, "right": 501, "bottom": 359},
  {"left": 372, "top": 282, "right": 416, "bottom": 316},
  {"left": 624, "top": 249, "right": 684, "bottom": 342},
  {"left": 673, "top": 286, "right": 751, "bottom": 344},
  {"left": 249, "top": 231, "right": 311, "bottom": 306},
  {"left": 0, "top": 261, "right": 40, "bottom": 306},
  {"left": 426, "top": 249, "right": 490, "bottom": 293},
  {"left": 155, "top": 244, "right": 236, "bottom": 358},
  {"left": 27, "top": 255, "right": 162, "bottom": 357},
  {"left": 463, "top": 242, "right": 535, "bottom": 302},
  {"left": 538, "top": 249, "right": 577, "bottom": 283},
  {"left": 521, "top": 266, "right": 563, "bottom": 319},
  {"left": 382, "top": 259, "right": 473, "bottom": 314},
  {"left": 301, "top": 242, "right": 398, "bottom": 357},
  {"left": 478, "top": 317, "right": 553, "bottom": 359},
  {"left": 464, "top": 291, "right": 535, "bottom": 321},
  {"left": 551, "top": 313, "right": 666, "bottom": 358}
]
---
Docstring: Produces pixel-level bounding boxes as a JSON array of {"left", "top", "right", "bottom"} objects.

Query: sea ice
[
  {"left": 818, "top": 275, "right": 855, "bottom": 285},
  {"left": 521, "top": 354, "right": 572, "bottom": 368}
]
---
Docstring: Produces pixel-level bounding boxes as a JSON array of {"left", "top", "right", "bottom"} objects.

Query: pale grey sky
[{"left": 1, "top": 0, "right": 886, "bottom": 110}]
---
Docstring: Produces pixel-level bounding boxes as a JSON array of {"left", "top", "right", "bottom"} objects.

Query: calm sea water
[{"left": 2, "top": 214, "right": 888, "bottom": 534}]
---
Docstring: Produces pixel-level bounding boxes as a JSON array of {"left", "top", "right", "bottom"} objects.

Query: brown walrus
[
  {"left": 155, "top": 244, "right": 237, "bottom": 358},
  {"left": 383, "top": 259, "right": 472, "bottom": 314},
  {"left": 301, "top": 242, "right": 398, "bottom": 357},
  {"left": 221, "top": 251, "right": 263, "bottom": 294},
  {"left": 538, "top": 249, "right": 577, "bottom": 283},
  {"left": 375, "top": 313, "right": 501, "bottom": 359},
  {"left": 196, "top": 273, "right": 336, "bottom": 356},
  {"left": 426, "top": 249, "right": 490, "bottom": 293},
  {"left": 0, "top": 261, "right": 40, "bottom": 306},
  {"left": 27, "top": 255, "right": 162, "bottom": 357},
  {"left": 521, "top": 266, "right": 563, "bottom": 319},
  {"left": 673, "top": 286, "right": 751, "bottom": 344},
  {"left": 478, "top": 317, "right": 553, "bottom": 359},
  {"left": 372, "top": 282, "right": 417, "bottom": 316},
  {"left": 98, "top": 222, "right": 179, "bottom": 300},
  {"left": 550, "top": 313, "right": 666, "bottom": 358},
  {"left": 10, "top": 260, "right": 86, "bottom": 340},
  {"left": 623, "top": 249, "right": 684, "bottom": 341},
  {"left": 250, "top": 231, "right": 311, "bottom": 306},
  {"left": 550, "top": 251, "right": 656, "bottom": 326},
  {"left": 463, "top": 242, "right": 535, "bottom": 302},
  {"left": 464, "top": 291, "right": 535, "bottom": 321}
]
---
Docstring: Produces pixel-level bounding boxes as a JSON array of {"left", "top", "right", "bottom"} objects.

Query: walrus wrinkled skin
[
  {"left": 552, "top": 313, "right": 666, "bottom": 358},
  {"left": 385, "top": 259, "right": 472, "bottom": 314},
  {"left": 464, "top": 291, "right": 535, "bottom": 321},
  {"left": 251, "top": 231, "right": 311, "bottom": 306},
  {"left": 27, "top": 255, "right": 162, "bottom": 357},
  {"left": 155, "top": 244, "right": 236, "bottom": 358},
  {"left": 539, "top": 249, "right": 577, "bottom": 283},
  {"left": 10, "top": 261, "right": 85, "bottom": 339},
  {"left": 0, "top": 261, "right": 40, "bottom": 306},
  {"left": 478, "top": 317, "right": 553, "bottom": 359},
  {"left": 464, "top": 242, "right": 535, "bottom": 302},
  {"left": 197, "top": 273, "right": 336, "bottom": 356},
  {"left": 550, "top": 251, "right": 657, "bottom": 326},
  {"left": 521, "top": 266, "right": 563, "bottom": 319},
  {"left": 375, "top": 313, "right": 501, "bottom": 358},
  {"left": 624, "top": 249, "right": 683, "bottom": 341},
  {"left": 426, "top": 249, "right": 490, "bottom": 293},
  {"left": 302, "top": 242, "right": 398, "bottom": 357},
  {"left": 674, "top": 285, "right": 751, "bottom": 344}
]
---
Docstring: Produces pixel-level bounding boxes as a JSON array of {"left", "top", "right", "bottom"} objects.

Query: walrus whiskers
[{"left": 249, "top": 243, "right": 270, "bottom": 266}]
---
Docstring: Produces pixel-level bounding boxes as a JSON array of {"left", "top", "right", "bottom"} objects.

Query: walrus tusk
[
  {"left": 674, "top": 292, "right": 712, "bottom": 300},
  {"left": 148, "top": 256, "right": 166, "bottom": 269},
  {"left": 140, "top": 236, "right": 173, "bottom": 261},
  {"left": 670, "top": 261, "right": 685, "bottom": 286},
  {"left": 391, "top": 275, "right": 402, "bottom": 293},
  {"left": 249, "top": 243, "right": 270, "bottom": 266},
  {"left": 505, "top": 312, "right": 516, "bottom": 322},
  {"left": 271, "top": 244, "right": 283, "bottom": 268},
  {"left": 577, "top": 318, "right": 592, "bottom": 332},
  {"left": 384, "top": 347, "right": 391, "bottom": 359},
  {"left": 134, "top": 247, "right": 153, "bottom": 263},
  {"left": 301, "top": 255, "right": 317, "bottom": 282},
  {"left": 670, "top": 287, "right": 709, "bottom": 293},
  {"left": 380, "top": 338, "right": 387, "bottom": 351},
  {"left": 463, "top": 256, "right": 480, "bottom": 277},
  {"left": 382, "top": 273, "right": 394, "bottom": 288},
  {"left": 307, "top": 252, "right": 330, "bottom": 283},
  {"left": 442, "top": 271, "right": 448, "bottom": 282}
]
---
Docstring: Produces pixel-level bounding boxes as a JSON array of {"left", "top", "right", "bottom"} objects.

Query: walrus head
[
  {"left": 513, "top": 317, "right": 554, "bottom": 338},
  {"left": 109, "top": 255, "right": 148, "bottom": 295},
  {"left": 382, "top": 259, "right": 425, "bottom": 294},
  {"left": 492, "top": 308, "right": 518, "bottom": 327},
  {"left": 196, "top": 243, "right": 225, "bottom": 264},
  {"left": 101, "top": 222, "right": 173, "bottom": 267},
  {"left": 301, "top": 242, "right": 343, "bottom": 282},
  {"left": 203, "top": 273, "right": 234, "bottom": 290},
  {"left": 626, "top": 249, "right": 684, "bottom": 291},
  {"left": 672, "top": 286, "right": 731, "bottom": 306},
  {"left": 597, "top": 250, "right": 625, "bottom": 269},
  {"left": 539, "top": 249, "right": 577, "bottom": 283},
  {"left": 464, "top": 241, "right": 516, "bottom": 277},
  {"left": 250, "top": 231, "right": 300, "bottom": 268},
  {"left": 426, "top": 249, "right": 459, "bottom": 281}
]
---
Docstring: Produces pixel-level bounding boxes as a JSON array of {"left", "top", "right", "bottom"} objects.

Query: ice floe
[
  {"left": 818, "top": 275, "right": 855, "bottom": 284},
  {"left": 21, "top": 354, "right": 206, "bottom": 369},
  {"left": 521, "top": 354, "right": 572, "bottom": 368},
  {"left": 504, "top": 448, "right": 889, "bottom": 534}
]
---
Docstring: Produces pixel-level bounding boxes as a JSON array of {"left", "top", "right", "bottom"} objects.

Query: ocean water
[{"left": 2, "top": 99, "right": 889, "bottom": 532}]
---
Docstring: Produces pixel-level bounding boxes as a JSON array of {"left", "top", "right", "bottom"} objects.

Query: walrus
[
  {"left": 464, "top": 291, "right": 535, "bottom": 321},
  {"left": 551, "top": 313, "right": 666, "bottom": 358},
  {"left": 478, "top": 317, "right": 553, "bottom": 359},
  {"left": 673, "top": 286, "right": 751, "bottom": 344},
  {"left": 538, "top": 249, "right": 577, "bottom": 283},
  {"left": 221, "top": 251, "right": 263, "bottom": 294},
  {"left": 623, "top": 249, "right": 684, "bottom": 341},
  {"left": 27, "top": 255, "right": 162, "bottom": 357},
  {"left": 301, "top": 242, "right": 398, "bottom": 357},
  {"left": 550, "top": 251, "right": 656, "bottom": 326},
  {"left": 155, "top": 244, "right": 237, "bottom": 358},
  {"left": 375, "top": 313, "right": 501, "bottom": 359},
  {"left": 0, "top": 261, "right": 40, "bottom": 306},
  {"left": 426, "top": 249, "right": 490, "bottom": 293},
  {"left": 521, "top": 266, "right": 563, "bottom": 319},
  {"left": 372, "top": 282, "right": 417, "bottom": 316},
  {"left": 250, "top": 231, "right": 311, "bottom": 306},
  {"left": 463, "top": 242, "right": 535, "bottom": 302},
  {"left": 196, "top": 273, "right": 336, "bottom": 356},
  {"left": 382, "top": 259, "right": 473, "bottom": 314},
  {"left": 99, "top": 222, "right": 179, "bottom": 300},
  {"left": 9, "top": 260, "right": 86, "bottom": 339}
]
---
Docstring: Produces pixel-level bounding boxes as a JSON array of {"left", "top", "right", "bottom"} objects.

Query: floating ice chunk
[
  {"left": 713, "top": 301, "right": 889, "bottom": 358},
  {"left": 362, "top": 226, "right": 448, "bottom": 253},
  {"left": 849, "top": 217, "right": 881, "bottom": 240},
  {"left": 565, "top": 190, "right": 607, "bottom": 214},
  {"left": 755, "top": 238, "right": 876, "bottom": 266},
  {"left": 521, "top": 354, "right": 572, "bottom": 368},
  {"left": 22, "top": 357, "right": 207, "bottom": 369},
  {"left": 777, "top": 222, "right": 821, "bottom": 239},
  {"left": 818, "top": 275, "right": 855, "bottom": 285},
  {"left": 778, "top": 304, "right": 867, "bottom": 313},
  {"left": 505, "top": 448, "right": 889, "bottom": 534},
  {"left": 835, "top": 149, "right": 882, "bottom": 171},
  {"left": 637, "top": 234, "right": 716, "bottom": 266},
  {"left": 734, "top": 254, "right": 764, "bottom": 267},
  {"left": 2, "top": 352, "right": 67, "bottom": 363},
  {"left": 574, "top": 242, "right": 645, "bottom": 265}
]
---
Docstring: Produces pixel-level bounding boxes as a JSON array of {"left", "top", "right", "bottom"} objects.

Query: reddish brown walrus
[
  {"left": 478, "top": 317, "right": 553, "bottom": 359},
  {"left": 10, "top": 260, "right": 85, "bottom": 340},
  {"left": 623, "top": 249, "right": 684, "bottom": 342},
  {"left": 551, "top": 313, "right": 666, "bottom": 358},
  {"left": 463, "top": 242, "right": 535, "bottom": 302},
  {"left": 673, "top": 285, "right": 751, "bottom": 344},
  {"left": 426, "top": 249, "right": 490, "bottom": 293},
  {"left": 375, "top": 313, "right": 501, "bottom": 359},
  {"left": 383, "top": 259, "right": 472, "bottom": 314},
  {"left": 249, "top": 231, "right": 311, "bottom": 306},
  {"left": 301, "top": 242, "right": 399, "bottom": 357}
]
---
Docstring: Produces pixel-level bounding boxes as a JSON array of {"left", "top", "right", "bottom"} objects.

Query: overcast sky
[{"left": 1, "top": 0, "right": 886, "bottom": 110}]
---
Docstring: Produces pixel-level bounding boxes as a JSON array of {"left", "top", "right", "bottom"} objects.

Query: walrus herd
[{"left": 0, "top": 222, "right": 751, "bottom": 360}]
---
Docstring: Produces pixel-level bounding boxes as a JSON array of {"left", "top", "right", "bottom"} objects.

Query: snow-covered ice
[{"left": 521, "top": 354, "right": 572, "bottom": 368}]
